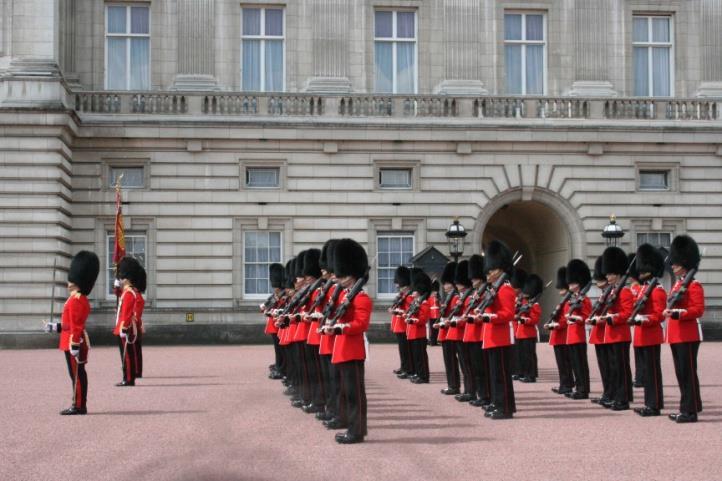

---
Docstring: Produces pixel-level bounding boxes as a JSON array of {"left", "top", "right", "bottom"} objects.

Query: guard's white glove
[
  {"left": 114, "top": 279, "right": 122, "bottom": 289},
  {"left": 44, "top": 321, "right": 61, "bottom": 333},
  {"left": 120, "top": 331, "right": 127, "bottom": 340},
  {"left": 481, "top": 313, "right": 497, "bottom": 323},
  {"left": 634, "top": 314, "right": 649, "bottom": 324},
  {"left": 70, "top": 345, "right": 80, "bottom": 359}
]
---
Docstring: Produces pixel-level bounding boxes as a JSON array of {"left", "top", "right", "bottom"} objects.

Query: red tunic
[
  {"left": 58, "top": 292, "right": 90, "bottom": 351},
  {"left": 548, "top": 299, "right": 568, "bottom": 346},
  {"left": 306, "top": 287, "right": 325, "bottom": 346},
  {"left": 515, "top": 300, "right": 541, "bottom": 340},
  {"left": 406, "top": 298, "right": 430, "bottom": 341},
  {"left": 462, "top": 293, "right": 483, "bottom": 343},
  {"left": 602, "top": 286, "right": 633, "bottom": 344},
  {"left": 292, "top": 291, "right": 316, "bottom": 343},
  {"left": 666, "top": 279, "right": 704, "bottom": 344},
  {"left": 114, "top": 288, "right": 137, "bottom": 336},
  {"left": 481, "top": 283, "right": 516, "bottom": 349},
  {"left": 319, "top": 284, "right": 341, "bottom": 356},
  {"left": 436, "top": 293, "right": 456, "bottom": 343},
  {"left": 445, "top": 293, "right": 466, "bottom": 341},
  {"left": 264, "top": 295, "right": 285, "bottom": 335},
  {"left": 632, "top": 284, "right": 666, "bottom": 347},
  {"left": 134, "top": 288, "right": 145, "bottom": 333},
  {"left": 391, "top": 294, "right": 413, "bottom": 334},
  {"left": 564, "top": 296, "right": 591, "bottom": 345},
  {"left": 331, "top": 290, "right": 372, "bottom": 364}
]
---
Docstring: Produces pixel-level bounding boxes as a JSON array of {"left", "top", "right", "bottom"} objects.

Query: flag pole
[{"left": 114, "top": 174, "right": 125, "bottom": 309}]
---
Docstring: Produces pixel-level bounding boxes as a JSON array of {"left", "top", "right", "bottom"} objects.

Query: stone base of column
[
  {"left": 170, "top": 74, "right": 220, "bottom": 91},
  {"left": 567, "top": 81, "right": 617, "bottom": 97},
  {"left": 6, "top": 58, "right": 62, "bottom": 78},
  {"left": 695, "top": 82, "right": 722, "bottom": 98},
  {"left": 434, "top": 80, "right": 488, "bottom": 95},
  {"left": 304, "top": 77, "right": 352, "bottom": 94}
]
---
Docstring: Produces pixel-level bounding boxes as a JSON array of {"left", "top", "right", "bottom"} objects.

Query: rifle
[
  {"left": 460, "top": 283, "right": 487, "bottom": 323},
  {"left": 585, "top": 283, "right": 614, "bottom": 325},
  {"left": 317, "top": 282, "right": 342, "bottom": 334},
  {"left": 544, "top": 290, "right": 573, "bottom": 330},
  {"left": 263, "top": 291, "right": 287, "bottom": 317},
  {"left": 564, "top": 281, "right": 593, "bottom": 325},
  {"left": 666, "top": 266, "right": 698, "bottom": 311},
  {"left": 259, "top": 291, "right": 276, "bottom": 312},
  {"left": 474, "top": 254, "right": 524, "bottom": 320},
  {"left": 276, "top": 283, "right": 313, "bottom": 327},
  {"left": 445, "top": 288, "right": 474, "bottom": 327},
  {"left": 515, "top": 294, "right": 541, "bottom": 324},
  {"left": 306, "top": 277, "right": 336, "bottom": 317},
  {"left": 627, "top": 277, "right": 660, "bottom": 325},
  {"left": 404, "top": 292, "right": 430, "bottom": 324},
  {"left": 388, "top": 289, "right": 409, "bottom": 316},
  {"left": 324, "top": 275, "right": 369, "bottom": 333},
  {"left": 599, "top": 255, "right": 637, "bottom": 325}
]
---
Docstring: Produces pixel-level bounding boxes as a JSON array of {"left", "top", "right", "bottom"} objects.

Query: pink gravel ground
[{"left": 2, "top": 342, "right": 721, "bottom": 481}]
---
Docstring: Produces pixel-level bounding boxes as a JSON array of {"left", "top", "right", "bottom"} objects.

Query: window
[
  {"left": 633, "top": 16, "right": 673, "bottom": 97},
  {"left": 107, "top": 233, "right": 146, "bottom": 297},
  {"left": 242, "top": 7, "right": 284, "bottom": 91},
  {"left": 110, "top": 166, "right": 144, "bottom": 188},
  {"left": 379, "top": 168, "right": 412, "bottom": 189},
  {"left": 639, "top": 170, "right": 670, "bottom": 190},
  {"left": 377, "top": 234, "right": 414, "bottom": 295},
  {"left": 504, "top": 13, "right": 546, "bottom": 95},
  {"left": 374, "top": 10, "right": 417, "bottom": 94},
  {"left": 105, "top": 4, "right": 150, "bottom": 90},
  {"left": 637, "top": 232, "right": 672, "bottom": 249},
  {"left": 244, "top": 231, "right": 282, "bottom": 296},
  {"left": 246, "top": 167, "right": 280, "bottom": 188}
]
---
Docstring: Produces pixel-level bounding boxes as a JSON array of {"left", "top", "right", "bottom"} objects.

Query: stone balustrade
[{"left": 71, "top": 91, "right": 721, "bottom": 122}]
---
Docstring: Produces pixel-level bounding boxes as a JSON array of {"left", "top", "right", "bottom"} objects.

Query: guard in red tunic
[
  {"left": 278, "top": 259, "right": 296, "bottom": 393},
  {"left": 290, "top": 251, "right": 315, "bottom": 409},
  {"left": 429, "top": 280, "right": 440, "bottom": 346},
  {"left": 465, "top": 254, "right": 491, "bottom": 407},
  {"left": 132, "top": 264, "right": 146, "bottom": 379},
  {"left": 298, "top": 249, "right": 326, "bottom": 414},
  {"left": 516, "top": 274, "right": 542, "bottom": 383},
  {"left": 597, "top": 247, "right": 634, "bottom": 410},
  {"left": 114, "top": 256, "right": 144, "bottom": 387},
  {"left": 448, "top": 260, "right": 474, "bottom": 402},
  {"left": 564, "top": 259, "right": 592, "bottom": 399},
  {"left": 631, "top": 244, "right": 667, "bottom": 417},
  {"left": 406, "top": 268, "right": 431, "bottom": 383},
  {"left": 434, "top": 262, "right": 460, "bottom": 395},
  {"left": 262, "top": 263, "right": 286, "bottom": 379},
  {"left": 479, "top": 240, "right": 517, "bottom": 420},
  {"left": 627, "top": 253, "right": 645, "bottom": 389},
  {"left": 45, "top": 251, "right": 100, "bottom": 415},
  {"left": 323, "top": 238, "right": 371, "bottom": 444},
  {"left": 317, "top": 240, "right": 342, "bottom": 423},
  {"left": 391, "top": 267, "right": 413, "bottom": 379},
  {"left": 546, "top": 267, "right": 574, "bottom": 396},
  {"left": 509, "top": 268, "right": 528, "bottom": 381},
  {"left": 588, "top": 256, "right": 612, "bottom": 405},
  {"left": 665, "top": 235, "right": 704, "bottom": 423}
]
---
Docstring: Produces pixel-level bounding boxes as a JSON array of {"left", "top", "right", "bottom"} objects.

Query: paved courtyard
[{"left": 2, "top": 342, "right": 721, "bottom": 481}]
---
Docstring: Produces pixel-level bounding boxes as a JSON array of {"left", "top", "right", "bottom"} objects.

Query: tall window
[
  {"left": 374, "top": 10, "right": 417, "bottom": 94},
  {"left": 106, "top": 4, "right": 150, "bottom": 90},
  {"left": 377, "top": 234, "right": 414, "bottom": 296},
  {"left": 244, "top": 231, "right": 282, "bottom": 296},
  {"left": 107, "top": 233, "right": 147, "bottom": 297},
  {"left": 242, "top": 7, "right": 284, "bottom": 92},
  {"left": 504, "top": 12, "right": 545, "bottom": 95},
  {"left": 633, "top": 16, "right": 673, "bottom": 97}
]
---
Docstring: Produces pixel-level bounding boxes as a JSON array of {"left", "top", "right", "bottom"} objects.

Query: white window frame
[
  {"left": 638, "top": 169, "right": 670, "bottom": 191},
  {"left": 632, "top": 15, "right": 675, "bottom": 97},
  {"left": 379, "top": 168, "right": 413, "bottom": 190},
  {"left": 245, "top": 166, "right": 281, "bottom": 189},
  {"left": 241, "top": 7, "right": 286, "bottom": 92},
  {"left": 110, "top": 166, "right": 145, "bottom": 189},
  {"left": 376, "top": 233, "right": 415, "bottom": 299},
  {"left": 243, "top": 230, "right": 283, "bottom": 299},
  {"left": 374, "top": 9, "right": 418, "bottom": 94},
  {"left": 106, "top": 232, "right": 147, "bottom": 300},
  {"left": 503, "top": 11, "right": 547, "bottom": 96},
  {"left": 104, "top": 3, "right": 151, "bottom": 90},
  {"left": 636, "top": 232, "right": 672, "bottom": 249}
]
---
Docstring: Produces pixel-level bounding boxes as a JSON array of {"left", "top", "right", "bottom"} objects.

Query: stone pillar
[
  {"left": 697, "top": 0, "right": 722, "bottom": 97},
  {"left": 304, "top": 0, "right": 352, "bottom": 93},
  {"left": 172, "top": 0, "right": 219, "bottom": 90},
  {"left": 568, "top": 0, "right": 617, "bottom": 96}
]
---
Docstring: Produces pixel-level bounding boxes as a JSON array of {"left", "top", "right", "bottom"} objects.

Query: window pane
[
  {"left": 107, "top": 38, "right": 127, "bottom": 90},
  {"left": 526, "top": 15, "right": 544, "bottom": 41},
  {"left": 380, "top": 169, "right": 411, "bottom": 188},
  {"left": 639, "top": 171, "right": 669, "bottom": 190},
  {"left": 269, "top": 232, "right": 281, "bottom": 247},
  {"left": 505, "top": 44, "right": 522, "bottom": 94},
  {"left": 111, "top": 167, "right": 144, "bottom": 188},
  {"left": 504, "top": 14, "right": 522, "bottom": 41},
  {"left": 257, "top": 233, "right": 269, "bottom": 249},
  {"left": 264, "top": 40, "right": 284, "bottom": 91},
  {"left": 378, "top": 252, "right": 389, "bottom": 266},
  {"left": 265, "top": 9, "right": 283, "bottom": 36},
  {"left": 379, "top": 277, "right": 391, "bottom": 294},
  {"left": 375, "top": 11, "right": 393, "bottom": 37},
  {"left": 652, "top": 18, "right": 670, "bottom": 43},
  {"left": 129, "top": 38, "right": 150, "bottom": 90},
  {"left": 390, "top": 253, "right": 402, "bottom": 266},
  {"left": 633, "top": 47, "right": 649, "bottom": 96},
  {"left": 651, "top": 47, "right": 671, "bottom": 96},
  {"left": 633, "top": 17, "right": 648, "bottom": 43},
  {"left": 402, "top": 237, "right": 413, "bottom": 252},
  {"left": 243, "top": 8, "right": 261, "bottom": 35},
  {"left": 397, "top": 12, "right": 415, "bottom": 38},
  {"left": 107, "top": 6, "right": 127, "bottom": 34},
  {"left": 389, "top": 237, "right": 401, "bottom": 252},
  {"left": 242, "top": 40, "right": 261, "bottom": 90},
  {"left": 396, "top": 43, "right": 415, "bottom": 93},
  {"left": 247, "top": 168, "right": 279, "bottom": 187},
  {"left": 374, "top": 42, "right": 393, "bottom": 93},
  {"left": 526, "top": 44, "right": 544, "bottom": 94},
  {"left": 378, "top": 237, "right": 389, "bottom": 251},
  {"left": 258, "top": 247, "right": 269, "bottom": 263},
  {"left": 130, "top": 6, "right": 149, "bottom": 34}
]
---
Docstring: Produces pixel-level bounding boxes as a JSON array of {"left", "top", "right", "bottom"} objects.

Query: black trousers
[
  {"left": 487, "top": 346, "right": 516, "bottom": 415},
  {"left": 64, "top": 351, "right": 88, "bottom": 409},
  {"left": 305, "top": 344, "right": 325, "bottom": 407},
  {"left": 639, "top": 344, "right": 664, "bottom": 410},
  {"left": 320, "top": 354, "right": 338, "bottom": 416},
  {"left": 510, "top": 343, "right": 520, "bottom": 376},
  {"left": 553, "top": 345, "right": 574, "bottom": 391},
  {"left": 410, "top": 338, "right": 429, "bottom": 381},
  {"left": 441, "top": 341, "right": 461, "bottom": 390},
  {"left": 517, "top": 338, "right": 538, "bottom": 381},
  {"left": 568, "top": 343, "right": 590, "bottom": 395},
  {"left": 608, "top": 342, "right": 633, "bottom": 404},
  {"left": 396, "top": 333, "right": 412, "bottom": 374},
  {"left": 117, "top": 337, "right": 136, "bottom": 384},
  {"left": 271, "top": 333, "right": 284, "bottom": 374},
  {"left": 595, "top": 344, "right": 611, "bottom": 400},
  {"left": 469, "top": 342, "right": 490, "bottom": 402},
  {"left": 670, "top": 342, "right": 702, "bottom": 414},
  {"left": 135, "top": 332, "right": 143, "bottom": 378},
  {"left": 428, "top": 320, "right": 439, "bottom": 345},
  {"left": 337, "top": 360, "right": 367, "bottom": 438},
  {"left": 295, "top": 342, "right": 311, "bottom": 403},
  {"left": 633, "top": 345, "right": 645, "bottom": 386},
  {"left": 457, "top": 341, "right": 476, "bottom": 396}
]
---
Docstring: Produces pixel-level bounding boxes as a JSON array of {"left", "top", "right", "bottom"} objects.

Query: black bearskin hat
[
  {"left": 285, "top": 259, "right": 295, "bottom": 289},
  {"left": 303, "top": 248, "right": 322, "bottom": 278},
  {"left": 68, "top": 251, "right": 100, "bottom": 296},
  {"left": 483, "top": 240, "right": 513, "bottom": 274},
  {"left": 566, "top": 259, "right": 591, "bottom": 287},
  {"left": 431, "top": 279, "right": 440, "bottom": 293},
  {"left": 669, "top": 235, "right": 700, "bottom": 270},
  {"left": 333, "top": 238, "right": 368, "bottom": 279},
  {"left": 627, "top": 253, "right": 639, "bottom": 281},
  {"left": 601, "top": 246, "right": 628, "bottom": 276},
  {"left": 118, "top": 256, "right": 145, "bottom": 290},
  {"left": 269, "top": 263, "right": 286, "bottom": 289},
  {"left": 320, "top": 239, "right": 338, "bottom": 273},
  {"left": 523, "top": 274, "right": 544, "bottom": 298},
  {"left": 294, "top": 251, "right": 306, "bottom": 279},
  {"left": 636, "top": 243, "right": 665, "bottom": 278},
  {"left": 454, "top": 260, "right": 471, "bottom": 287},
  {"left": 593, "top": 256, "right": 605, "bottom": 282},
  {"left": 468, "top": 254, "right": 485, "bottom": 280},
  {"left": 555, "top": 266, "right": 568, "bottom": 290},
  {"left": 441, "top": 262, "right": 457, "bottom": 285},
  {"left": 510, "top": 268, "right": 528, "bottom": 290},
  {"left": 394, "top": 266, "right": 411, "bottom": 287},
  {"left": 410, "top": 268, "right": 432, "bottom": 296}
]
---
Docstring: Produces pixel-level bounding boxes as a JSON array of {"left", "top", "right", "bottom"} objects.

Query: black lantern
[
  {"left": 445, "top": 218, "right": 467, "bottom": 263},
  {"left": 601, "top": 214, "right": 624, "bottom": 247}
]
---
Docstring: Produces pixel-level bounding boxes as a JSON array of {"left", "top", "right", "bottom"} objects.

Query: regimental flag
[{"left": 113, "top": 182, "right": 126, "bottom": 270}]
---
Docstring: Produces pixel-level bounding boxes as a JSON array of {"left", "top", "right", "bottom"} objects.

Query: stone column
[
  {"left": 304, "top": 0, "right": 352, "bottom": 93},
  {"left": 172, "top": 0, "right": 219, "bottom": 90},
  {"left": 697, "top": 0, "right": 722, "bottom": 96},
  {"left": 568, "top": 0, "right": 617, "bottom": 96}
]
